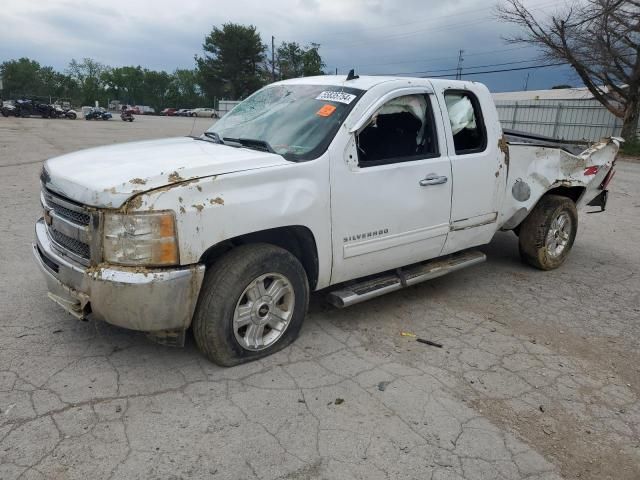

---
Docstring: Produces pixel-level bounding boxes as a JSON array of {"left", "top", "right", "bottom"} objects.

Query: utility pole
[
  {"left": 455, "top": 49, "right": 464, "bottom": 80},
  {"left": 271, "top": 36, "right": 276, "bottom": 82},
  {"left": 523, "top": 72, "right": 530, "bottom": 91},
  {"left": 335, "top": 67, "right": 338, "bottom": 75}
]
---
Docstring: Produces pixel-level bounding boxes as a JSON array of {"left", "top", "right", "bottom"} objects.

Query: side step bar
[{"left": 327, "top": 250, "right": 486, "bottom": 308}]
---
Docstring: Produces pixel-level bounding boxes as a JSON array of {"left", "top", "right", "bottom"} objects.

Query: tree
[
  {"left": 143, "top": 70, "right": 172, "bottom": 111},
  {"left": 497, "top": 0, "right": 640, "bottom": 142},
  {"left": 67, "top": 58, "right": 109, "bottom": 106},
  {"left": 302, "top": 43, "right": 325, "bottom": 77},
  {"left": 0, "top": 58, "right": 44, "bottom": 97},
  {"left": 196, "top": 23, "right": 267, "bottom": 100},
  {"left": 167, "top": 69, "right": 202, "bottom": 107},
  {"left": 103, "top": 66, "right": 145, "bottom": 105},
  {"left": 275, "top": 42, "right": 326, "bottom": 80}
]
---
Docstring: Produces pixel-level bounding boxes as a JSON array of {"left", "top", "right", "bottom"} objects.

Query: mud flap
[{"left": 587, "top": 190, "right": 608, "bottom": 213}]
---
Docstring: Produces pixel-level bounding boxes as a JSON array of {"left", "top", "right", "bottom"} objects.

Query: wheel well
[
  {"left": 199, "top": 226, "right": 320, "bottom": 290},
  {"left": 544, "top": 185, "right": 585, "bottom": 203}
]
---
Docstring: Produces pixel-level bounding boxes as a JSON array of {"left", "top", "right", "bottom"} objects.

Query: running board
[{"left": 327, "top": 250, "right": 486, "bottom": 308}]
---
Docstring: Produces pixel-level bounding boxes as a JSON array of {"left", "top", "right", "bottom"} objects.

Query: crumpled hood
[{"left": 43, "top": 137, "right": 289, "bottom": 207}]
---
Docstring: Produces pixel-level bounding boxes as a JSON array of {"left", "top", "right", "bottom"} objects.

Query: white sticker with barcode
[{"left": 315, "top": 91, "right": 357, "bottom": 104}]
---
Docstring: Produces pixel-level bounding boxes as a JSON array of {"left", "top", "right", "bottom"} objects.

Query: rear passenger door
[{"left": 435, "top": 87, "right": 506, "bottom": 253}]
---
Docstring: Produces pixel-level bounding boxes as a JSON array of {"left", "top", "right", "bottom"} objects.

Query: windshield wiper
[
  {"left": 202, "top": 131, "right": 223, "bottom": 143},
  {"left": 223, "top": 137, "right": 276, "bottom": 154}
]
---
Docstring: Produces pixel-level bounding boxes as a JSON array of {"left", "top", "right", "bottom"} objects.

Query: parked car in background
[
  {"left": 176, "top": 109, "right": 192, "bottom": 117},
  {"left": 191, "top": 108, "right": 219, "bottom": 118},
  {"left": 160, "top": 108, "right": 177, "bottom": 116},
  {"left": 137, "top": 105, "right": 155, "bottom": 115}
]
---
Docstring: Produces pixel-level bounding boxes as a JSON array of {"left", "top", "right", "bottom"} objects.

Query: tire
[
  {"left": 193, "top": 244, "right": 309, "bottom": 366},
  {"left": 129, "top": 118, "right": 133, "bottom": 122},
  {"left": 67, "top": 113, "right": 77, "bottom": 120},
  {"left": 518, "top": 194, "right": 578, "bottom": 270}
]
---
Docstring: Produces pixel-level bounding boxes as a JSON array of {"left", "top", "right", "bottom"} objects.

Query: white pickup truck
[{"left": 34, "top": 75, "right": 619, "bottom": 365}]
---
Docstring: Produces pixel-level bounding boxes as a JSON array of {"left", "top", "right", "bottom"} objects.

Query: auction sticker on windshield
[{"left": 315, "top": 91, "right": 357, "bottom": 104}]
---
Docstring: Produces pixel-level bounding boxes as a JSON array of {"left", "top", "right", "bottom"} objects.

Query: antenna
[
  {"left": 188, "top": 111, "right": 197, "bottom": 137},
  {"left": 455, "top": 50, "right": 464, "bottom": 80},
  {"left": 346, "top": 69, "right": 359, "bottom": 81}
]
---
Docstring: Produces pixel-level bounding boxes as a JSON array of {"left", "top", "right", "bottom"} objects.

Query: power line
[
  {"left": 336, "top": 45, "right": 531, "bottom": 70},
  {"left": 424, "top": 62, "right": 567, "bottom": 78},
  {"left": 374, "top": 58, "right": 542, "bottom": 76}
]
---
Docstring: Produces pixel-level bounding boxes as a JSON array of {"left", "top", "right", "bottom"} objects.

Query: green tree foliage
[
  {"left": 167, "top": 69, "right": 202, "bottom": 108},
  {"left": 1, "top": 58, "right": 47, "bottom": 98},
  {"left": 103, "top": 66, "right": 145, "bottom": 105},
  {"left": 142, "top": 70, "right": 172, "bottom": 111},
  {"left": 276, "top": 42, "right": 325, "bottom": 79},
  {"left": 67, "top": 58, "right": 109, "bottom": 106},
  {"left": 196, "top": 23, "right": 267, "bottom": 100}
]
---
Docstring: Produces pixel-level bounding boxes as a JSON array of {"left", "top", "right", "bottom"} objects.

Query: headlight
[{"left": 103, "top": 211, "right": 179, "bottom": 266}]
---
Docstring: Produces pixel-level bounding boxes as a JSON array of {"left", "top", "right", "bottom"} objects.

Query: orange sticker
[{"left": 316, "top": 104, "right": 337, "bottom": 117}]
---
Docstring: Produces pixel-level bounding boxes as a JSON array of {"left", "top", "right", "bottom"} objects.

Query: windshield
[{"left": 207, "top": 84, "right": 364, "bottom": 161}]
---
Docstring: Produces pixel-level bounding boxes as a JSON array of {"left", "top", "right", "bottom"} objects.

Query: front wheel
[
  {"left": 518, "top": 194, "right": 578, "bottom": 270},
  {"left": 193, "top": 244, "right": 309, "bottom": 366}
]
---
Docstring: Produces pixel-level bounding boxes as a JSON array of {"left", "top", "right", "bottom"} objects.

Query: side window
[
  {"left": 356, "top": 94, "right": 439, "bottom": 167},
  {"left": 444, "top": 91, "right": 487, "bottom": 155}
]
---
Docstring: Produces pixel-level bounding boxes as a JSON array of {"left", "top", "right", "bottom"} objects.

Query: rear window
[{"left": 444, "top": 90, "right": 487, "bottom": 155}]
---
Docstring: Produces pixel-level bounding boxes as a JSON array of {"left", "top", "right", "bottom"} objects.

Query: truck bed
[{"left": 503, "top": 128, "right": 590, "bottom": 156}]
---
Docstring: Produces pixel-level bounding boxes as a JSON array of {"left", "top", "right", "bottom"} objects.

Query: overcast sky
[{"left": 0, "top": 0, "right": 578, "bottom": 92}]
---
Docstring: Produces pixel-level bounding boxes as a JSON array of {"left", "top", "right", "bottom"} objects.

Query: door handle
[{"left": 419, "top": 174, "right": 448, "bottom": 186}]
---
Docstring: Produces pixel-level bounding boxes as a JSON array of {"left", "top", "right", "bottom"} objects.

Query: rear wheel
[
  {"left": 518, "top": 194, "right": 578, "bottom": 270},
  {"left": 193, "top": 244, "right": 309, "bottom": 366}
]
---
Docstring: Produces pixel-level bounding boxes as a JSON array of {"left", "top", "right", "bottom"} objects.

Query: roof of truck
[{"left": 276, "top": 75, "right": 476, "bottom": 91}]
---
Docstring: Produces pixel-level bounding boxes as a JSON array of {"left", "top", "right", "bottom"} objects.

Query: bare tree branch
[{"left": 496, "top": 0, "right": 640, "bottom": 140}]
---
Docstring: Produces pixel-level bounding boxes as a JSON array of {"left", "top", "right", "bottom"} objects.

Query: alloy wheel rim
[
  {"left": 546, "top": 212, "right": 572, "bottom": 258},
  {"left": 233, "top": 273, "right": 295, "bottom": 351}
]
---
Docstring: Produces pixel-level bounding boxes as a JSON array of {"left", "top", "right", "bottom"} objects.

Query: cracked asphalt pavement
[{"left": 1, "top": 116, "right": 639, "bottom": 479}]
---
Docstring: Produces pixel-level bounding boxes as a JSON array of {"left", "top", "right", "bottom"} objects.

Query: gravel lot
[{"left": 1, "top": 115, "right": 639, "bottom": 480}]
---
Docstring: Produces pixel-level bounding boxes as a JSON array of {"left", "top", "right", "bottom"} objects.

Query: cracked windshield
[{"left": 207, "top": 84, "right": 363, "bottom": 161}]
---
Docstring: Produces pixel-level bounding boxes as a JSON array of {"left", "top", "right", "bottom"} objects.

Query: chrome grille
[
  {"left": 48, "top": 200, "right": 90, "bottom": 225},
  {"left": 41, "top": 188, "right": 95, "bottom": 265},
  {"left": 50, "top": 229, "right": 90, "bottom": 259}
]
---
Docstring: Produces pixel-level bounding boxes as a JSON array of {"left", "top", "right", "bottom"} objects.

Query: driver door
[{"left": 330, "top": 91, "right": 452, "bottom": 284}]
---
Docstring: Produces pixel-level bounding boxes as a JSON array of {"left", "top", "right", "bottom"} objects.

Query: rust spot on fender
[
  {"left": 168, "top": 171, "right": 184, "bottom": 183},
  {"left": 498, "top": 135, "right": 510, "bottom": 167},
  {"left": 192, "top": 204, "right": 204, "bottom": 212},
  {"left": 209, "top": 197, "right": 224, "bottom": 205},
  {"left": 179, "top": 206, "right": 186, "bottom": 214},
  {"left": 127, "top": 196, "right": 143, "bottom": 211},
  {"left": 129, "top": 178, "right": 147, "bottom": 185}
]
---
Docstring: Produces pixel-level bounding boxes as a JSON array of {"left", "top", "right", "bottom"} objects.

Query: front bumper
[{"left": 33, "top": 219, "right": 205, "bottom": 332}]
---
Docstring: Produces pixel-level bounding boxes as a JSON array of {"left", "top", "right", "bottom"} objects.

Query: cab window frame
[
  {"left": 356, "top": 93, "right": 440, "bottom": 169},
  {"left": 444, "top": 89, "right": 488, "bottom": 156}
]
